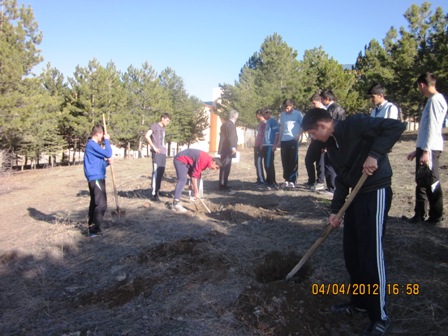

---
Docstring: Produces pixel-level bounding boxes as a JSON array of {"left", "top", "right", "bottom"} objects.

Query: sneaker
[
  {"left": 425, "top": 217, "right": 446, "bottom": 228},
  {"left": 401, "top": 215, "right": 426, "bottom": 223},
  {"left": 173, "top": 203, "right": 188, "bottom": 213},
  {"left": 318, "top": 189, "right": 334, "bottom": 197},
  {"left": 425, "top": 217, "right": 444, "bottom": 224},
  {"left": 311, "top": 182, "right": 325, "bottom": 191},
  {"left": 363, "top": 318, "right": 391, "bottom": 336},
  {"left": 88, "top": 224, "right": 101, "bottom": 233},
  {"left": 304, "top": 182, "right": 314, "bottom": 189},
  {"left": 283, "top": 181, "right": 290, "bottom": 187},
  {"left": 158, "top": 191, "right": 171, "bottom": 198},
  {"left": 219, "top": 185, "right": 232, "bottom": 191},
  {"left": 151, "top": 195, "right": 161, "bottom": 202},
  {"left": 88, "top": 231, "right": 102, "bottom": 237},
  {"left": 331, "top": 302, "right": 367, "bottom": 317}
]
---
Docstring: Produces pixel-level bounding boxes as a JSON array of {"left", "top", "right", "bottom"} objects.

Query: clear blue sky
[{"left": 25, "top": 0, "right": 447, "bottom": 101}]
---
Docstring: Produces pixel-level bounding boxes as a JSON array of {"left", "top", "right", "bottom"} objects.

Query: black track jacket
[{"left": 323, "top": 114, "right": 406, "bottom": 214}]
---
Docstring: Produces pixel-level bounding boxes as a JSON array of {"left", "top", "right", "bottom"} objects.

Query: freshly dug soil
[{"left": 1, "top": 131, "right": 447, "bottom": 336}]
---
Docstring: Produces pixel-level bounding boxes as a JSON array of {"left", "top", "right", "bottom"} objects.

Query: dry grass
[{"left": 0, "top": 130, "right": 447, "bottom": 335}]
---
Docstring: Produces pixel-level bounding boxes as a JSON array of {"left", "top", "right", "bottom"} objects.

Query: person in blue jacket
[{"left": 83, "top": 124, "right": 113, "bottom": 236}]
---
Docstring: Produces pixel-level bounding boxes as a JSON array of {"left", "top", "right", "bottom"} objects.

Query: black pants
[
  {"left": 151, "top": 153, "right": 166, "bottom": 196},
  {"left": 305, "top": 139, "right": 325, "bottom": 184},
  {"left": 262, "top": 146, "right": 276, "bottom": 185},
  {"left": 219, "top": 154, "right": 233, "bottom": 187},
  {"left": 344, "top": 187, "right": 392, "bottom": 323},
  {"left": 280, "top": 139, "right": 299, "bottom": 183},
  {"left": 254, "top": 147, "right": 265, "bottom": 183},
  {"left": 323, "top": 152, "right": 337, "bottom": 192},
  {"left": 414, "top": 149, "right": 443, "bottom": 220},
  {"left": 88, "top": 179, "right": 107, "bottom": 230}
]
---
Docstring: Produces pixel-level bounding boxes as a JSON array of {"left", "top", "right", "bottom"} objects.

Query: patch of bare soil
[{"left": 1, "top": 131, "right": 448, "bottom": 336}]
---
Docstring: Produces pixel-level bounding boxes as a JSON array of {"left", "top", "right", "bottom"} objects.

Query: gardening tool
[
  {"left": 285, "top": 172, "right": 368, "bottom": 281},
  {"left": 102, "top": 114, "right": 126, "bottom": 219},
  {"left": 198, "top": 197, "right": 212, "bottom": 214}
]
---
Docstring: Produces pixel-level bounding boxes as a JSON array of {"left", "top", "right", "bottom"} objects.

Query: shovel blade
[{"left": 111, "top": 208, "right": 126, "bottom": 219}]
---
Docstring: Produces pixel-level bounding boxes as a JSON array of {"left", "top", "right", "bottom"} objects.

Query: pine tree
[
  {"left": 0, "top": 0, "right": 43, "bottom": 167},
  {"left": 123, "top": 62, "right": 170, "bottom": 154}
]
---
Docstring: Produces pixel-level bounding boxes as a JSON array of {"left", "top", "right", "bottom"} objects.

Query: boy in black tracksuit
[{"left": 301, "top": 109, "right": 406, "bottom": 336}]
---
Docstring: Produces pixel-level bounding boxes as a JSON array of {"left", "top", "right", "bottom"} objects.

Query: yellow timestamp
[{"left": 311, "top": 283, "right": 420, "bottom": 296}]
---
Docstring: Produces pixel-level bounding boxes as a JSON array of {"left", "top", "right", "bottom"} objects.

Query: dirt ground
[{"left": 1, "top": 131, "right": 447, "bottom": 336}]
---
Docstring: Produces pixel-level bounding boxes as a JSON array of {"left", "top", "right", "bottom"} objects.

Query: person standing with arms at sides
[
  {"left": 275, "top": 99, "right": 303, "bottom": 188},
  {"left": 262, "top": 108, "right": 279, "bottom": 187},
  {"left": 84, "top": 124, "right": 113, "bottom": 237},
  {"left": 403, "top": 72, "right": 447, "bottom": 225},
  {"left": 254, "top": 109, "right": 267, "bottom": 184},
  {"left": 301, "top": 108, "right": 406, "bottom": 336},
  {"left": 319, "top": 89, "right": 345, "bottom": 194},
  {"left": 218, "top": 109, "right": 239, "bottom": 191},
  {"left": 368, "top": 84, "right": 399, "bottom": 119},
  {"left": 321, "top": 89, "right": 346, "bottom": 121},
  {"left": 305, "top": 93, "right": 326, "bottom": 190},
  {"left": 144, "top": 113, "right": 171, "bottom": 202},
  {"left": 172, "top": 149, "right": 221, "bottom": 213}
]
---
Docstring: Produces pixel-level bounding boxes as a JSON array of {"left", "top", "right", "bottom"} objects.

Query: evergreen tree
[
  {"left": 123, "top": 62, "right": 169, "bottom": 153},
  {"left": 219, "top": 33, "right": 302, "bottom": 127},
  {"left": 0, "top": 0, "right": 43, "bottom": 166},
  {"left": 354, "top": 2, "right": 447, "bottom": 120},
  {"left": 354, "top": 39, "right": 396, "bottom": 113},
  {"left": 299, "top": 47, "right": 357, "bottom": 113},
  {"left": 159, "top": 67, "right": 191, "bottom": 146},
  {"left": 66, "top": 59, "right": 127, "bottom": 154}
]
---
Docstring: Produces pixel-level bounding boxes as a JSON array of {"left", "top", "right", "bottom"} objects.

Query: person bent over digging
[
  {"left": 301, "top": 108, "right": 405, "bottom": 336},
  {"left": 172, "top": 149, "right": 221, "bottom": 213},
  {"left": 83, "top": 124, "right": 113, "bottom": 237}
]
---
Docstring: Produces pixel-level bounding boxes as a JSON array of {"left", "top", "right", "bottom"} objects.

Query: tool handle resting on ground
[
  {"left": 102, "top": 114, "right": 120, "bottom": 212},
  {"left": 199, "top": 198, "right": 211, "bottom": 213},
  {"left": 285, "top": 172, "right": 369, "bottom": 281}
]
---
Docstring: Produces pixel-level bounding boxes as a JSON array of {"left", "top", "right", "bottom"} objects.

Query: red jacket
[{"left": 175, "top": 148, "right": 213, "bottom": 178}]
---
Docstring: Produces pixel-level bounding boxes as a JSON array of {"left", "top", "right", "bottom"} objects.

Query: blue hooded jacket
[{"left": 83, "top": 139, "right": 112, "bottom": 181}]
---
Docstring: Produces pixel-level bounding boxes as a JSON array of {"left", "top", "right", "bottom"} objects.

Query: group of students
[
  {"left": 254, "top": 99, "right": 304, "bottom": 188},
  {"left": 83, "top": 72, "right": 446, "bottom": 336},
  {"left": 253, "top": 92, "right": 346, "bottom": 194}
]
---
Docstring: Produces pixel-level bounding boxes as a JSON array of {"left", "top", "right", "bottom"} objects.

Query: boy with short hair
[
  {"left": 145, "top": 113, "right": 171, "bottom": 201},
  {"left": 254, "top": 108, "right": 267, "bottom": 184},
  {"left": 301, "top": 108, "right": 406, "bottom": 336},
  {"left": 262, "top": 108, "right": 279, "bottom": 187},
  {"left": 83, "top": 124, "right": 113, "bottom": 236},
  {"left": 275, "top": 99, "right": 303, "bottom": 188},
  {"left": 404, "top": 72, "right": 447, "bottom": 225},
  {"left": 368, "top": 84, "right": 399, "bottom": 120},
  {"left": 172, "top": 149, "right": 221, "bottom": 213}
]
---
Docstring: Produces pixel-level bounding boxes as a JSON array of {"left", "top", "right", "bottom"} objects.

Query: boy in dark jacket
[
  {"left": 301, "top": 108, "right": 406, "bottom": 336},
  {"left": 83, "top": 124, "right": 113, "bottom": 236},
  {"left": 218, "top": 109, "right": 239, "bottom": 190}
]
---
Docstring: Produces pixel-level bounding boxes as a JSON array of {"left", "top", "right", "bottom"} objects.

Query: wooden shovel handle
[
  {"left": 285, "top": 172, "right": 369, "bottom": 281},
  {"left": 199, "top": 198, "right": 211, "bottom": 214},
  {"left": 102, "top": 114, "right": 120, "bottom": 209}
]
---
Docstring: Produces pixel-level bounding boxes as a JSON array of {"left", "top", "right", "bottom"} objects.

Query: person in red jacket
[{"left": 172, "top": 149, "right": 221, "bottom": 213}]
